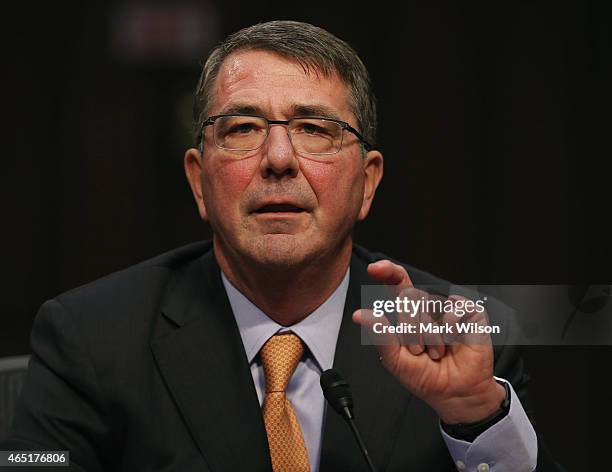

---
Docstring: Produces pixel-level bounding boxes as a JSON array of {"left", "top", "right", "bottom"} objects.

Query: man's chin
[{"left": 246, "top": 233, "right": 317, "bottom": 269}]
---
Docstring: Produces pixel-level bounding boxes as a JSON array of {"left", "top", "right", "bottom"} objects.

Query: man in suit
[{"left": 2, "top": 21, "right": 560, "bottom": 471}]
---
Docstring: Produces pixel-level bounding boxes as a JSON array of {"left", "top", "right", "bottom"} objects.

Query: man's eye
[
  {"left": 229, "top": 123, "right": 255, "bottom": 134},
  {"left": 302, "top": 123, "right": 326, "bottom": 135}
]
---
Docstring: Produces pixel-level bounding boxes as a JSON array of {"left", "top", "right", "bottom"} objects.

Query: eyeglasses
[{"left": 201, "top": 114, "right": 372, "bottom": 155}]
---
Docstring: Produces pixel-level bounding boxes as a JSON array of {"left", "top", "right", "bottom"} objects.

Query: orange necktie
[{"left": 260, "top": 333, "right": 310, "bottom": 472}]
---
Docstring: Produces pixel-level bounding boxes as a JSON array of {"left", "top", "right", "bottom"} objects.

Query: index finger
[{"left": 367, "top": 260, "right": 414, "bottom": 295}]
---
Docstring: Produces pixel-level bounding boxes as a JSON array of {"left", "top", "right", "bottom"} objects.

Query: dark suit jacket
[{"left": 1, "top": 241, "right": 560, "bottom": 471}]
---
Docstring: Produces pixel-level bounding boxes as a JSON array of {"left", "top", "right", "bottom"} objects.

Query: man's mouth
[{"left": 254, "top": 204, "right": 306, "bottom": 214}]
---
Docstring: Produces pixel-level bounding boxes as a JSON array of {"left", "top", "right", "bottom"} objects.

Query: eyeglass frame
[{"left": 199, "top": 113, "right": 373, "bottom": 155}]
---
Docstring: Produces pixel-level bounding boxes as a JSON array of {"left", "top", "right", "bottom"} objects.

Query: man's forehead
[{"left": 210, "top": 50, "right": 353, "bottom": 120}]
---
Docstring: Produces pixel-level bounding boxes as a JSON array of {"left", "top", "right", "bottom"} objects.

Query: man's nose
[{"left": 259, "top": 125, "right": 299, "bottom": 179}]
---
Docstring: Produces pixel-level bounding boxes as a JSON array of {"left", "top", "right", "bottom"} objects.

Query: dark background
[{"left": 3, "top": 1, "right": 610, "bottom": 469}]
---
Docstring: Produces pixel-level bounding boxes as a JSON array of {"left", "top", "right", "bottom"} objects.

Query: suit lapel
[
  {"left": 320, "top": 250, "right": 413, "bottom": 472},
  {"left": 150, "top": 249, "right": 271, "bottom": 472}
]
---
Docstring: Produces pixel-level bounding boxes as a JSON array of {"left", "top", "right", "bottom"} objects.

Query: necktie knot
[{"left": 260, "top": 333, "right": 304, "bottom": 393}]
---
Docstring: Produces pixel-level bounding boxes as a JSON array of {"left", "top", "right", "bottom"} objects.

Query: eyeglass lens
[{"left": 213, "top": 116, "right": 343, "bottom": 154}]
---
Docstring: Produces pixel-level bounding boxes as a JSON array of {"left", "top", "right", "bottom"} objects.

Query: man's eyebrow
[
  {"left": 293, "top": 104, "right": 343, "bottom": 121},
  {"left": 215, "top": 103, "right": 344, "bottom": 121},
  {"left": 217, "top": 103, "right": 264, "bottom": 115}
]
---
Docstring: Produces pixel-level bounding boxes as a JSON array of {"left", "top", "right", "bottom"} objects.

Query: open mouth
[{"left": 254, "top": 204, "right": 305, "bottom": 214}]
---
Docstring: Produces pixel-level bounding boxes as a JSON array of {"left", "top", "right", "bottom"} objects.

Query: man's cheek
[
  {"left": 206, "top": 153, "right": 258, "bottom": 179},
  {"left": 203, "top": 166, "right": 254, "bottom": 211},
  {"left": 317, "top": 191, "right": 355, "bottom": 225},
  {"left": 215, "top": 166, "right": 254, "bottom": 190}
]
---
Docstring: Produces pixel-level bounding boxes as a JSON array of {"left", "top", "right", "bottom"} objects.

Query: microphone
[{"left": 320, "top": 369, "right": 377, "bottom": 472}]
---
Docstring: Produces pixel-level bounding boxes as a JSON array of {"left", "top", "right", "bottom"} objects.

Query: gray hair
[{"left": 191, "top": 20, "right": 377, "bottom": 150}]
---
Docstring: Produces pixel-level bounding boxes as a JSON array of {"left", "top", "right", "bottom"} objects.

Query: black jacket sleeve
[{"left": 1, "top": 299, "right": 113, "bottom": 471}]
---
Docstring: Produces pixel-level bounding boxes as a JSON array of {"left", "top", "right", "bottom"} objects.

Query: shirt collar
[{"left": 221, "top": 268, "right": 349, "bottom": 371}]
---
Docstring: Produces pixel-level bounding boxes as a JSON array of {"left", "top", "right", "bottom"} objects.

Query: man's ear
[
  {"left": 184, "top": 147, "right": 209, "bottom": 221},
  {"left": 358, "top": 149, "right": 383, "bottom": 221}
]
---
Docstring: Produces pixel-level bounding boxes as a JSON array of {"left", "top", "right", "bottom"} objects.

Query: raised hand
[{"left": 353, "top": 260, "right": 506, "bottom": 424}]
